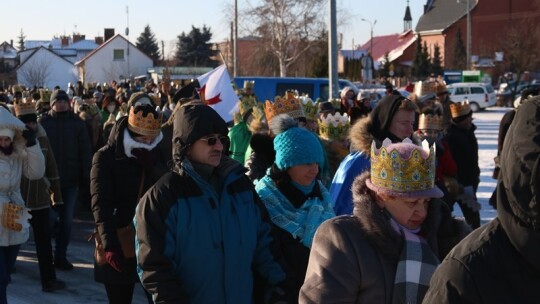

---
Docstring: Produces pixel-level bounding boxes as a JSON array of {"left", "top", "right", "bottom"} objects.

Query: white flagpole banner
[{"left": 197, "top": 64, "right": 239, "bottom": 122}]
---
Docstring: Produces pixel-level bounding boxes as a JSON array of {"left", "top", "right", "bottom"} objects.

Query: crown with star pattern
[
  {"left": 264, "top": 91, "right": 305, "bottom": 123},
  {"left": 370, "top": 138, "right": 436, "bottom": 193}
]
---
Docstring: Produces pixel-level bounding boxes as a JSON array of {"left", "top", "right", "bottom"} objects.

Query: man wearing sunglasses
[{"left": 135, "top": 104, "right": 290, "bottom": 303}]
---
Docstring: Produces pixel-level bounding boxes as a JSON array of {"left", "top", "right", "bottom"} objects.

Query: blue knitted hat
[{"left": 272, "top": 114, "right": 324, "bottom": 170}]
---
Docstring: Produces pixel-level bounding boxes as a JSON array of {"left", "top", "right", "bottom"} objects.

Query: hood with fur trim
[{"left": 348, "top": 116, "right": 374, "bottom": 154}]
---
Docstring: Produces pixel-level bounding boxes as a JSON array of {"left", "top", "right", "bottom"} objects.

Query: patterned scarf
[
  {"left": 390, "top": 219, "right": 440, "bottom": 304},
  {"left": 255, "top": 175, "right": 335, "bottom": 248}
]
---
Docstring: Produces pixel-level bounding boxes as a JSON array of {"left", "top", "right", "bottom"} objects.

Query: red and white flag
[{"left": 197, "top": 64, "right": 239, "bottom": 122}]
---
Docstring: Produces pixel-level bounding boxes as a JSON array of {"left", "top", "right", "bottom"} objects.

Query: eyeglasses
[{"left": 200, "top": 135, "right": 229, "bottom": 146}]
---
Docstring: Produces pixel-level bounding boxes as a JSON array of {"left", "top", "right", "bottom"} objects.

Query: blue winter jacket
[
  {"left": 329, "top": 151, "right": 370, "bottom": 215},
  {"left": 134, "top": 157, "right": 287, "bottom": 304}
]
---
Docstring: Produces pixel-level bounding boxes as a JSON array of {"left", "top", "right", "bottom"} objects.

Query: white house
[
  {"left": 0, "top": 41, "right": 17, "bottom": 70},
  {"left": 16, "top": 46, "right": 78, "bottom": 89},
  {"left": 25, "top": 35, "right": 99, "bottom": 64},
  {"left": 75, "top": 34, "right": 153, "bottom": 84}
]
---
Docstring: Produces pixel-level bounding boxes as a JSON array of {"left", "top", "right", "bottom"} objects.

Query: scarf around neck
[
  {"left": 390, "top": 218, "right": 439, "bottom": 304},
  {"left": 122, "top": 128, "right": 163, "bottom": 158},
  {"left": 255, "top": 175, "right": 335, "bottom": 248}
]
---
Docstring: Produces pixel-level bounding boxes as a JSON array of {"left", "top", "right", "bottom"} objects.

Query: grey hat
[{"left": 50, "top": 90, "right": 70, "bottom": 107}]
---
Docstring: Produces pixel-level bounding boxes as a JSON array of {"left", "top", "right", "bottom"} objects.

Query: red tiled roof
[{"left": 357, "top": 30, "right": 416, "bottom": 62}]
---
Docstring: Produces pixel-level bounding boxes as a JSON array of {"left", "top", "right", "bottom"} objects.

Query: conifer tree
[
  {"left": 136, "top": 25, "right": 161, "bottom": 64},
  {"left": 452, "top": 28, "right": 467, "bottom": 70}
]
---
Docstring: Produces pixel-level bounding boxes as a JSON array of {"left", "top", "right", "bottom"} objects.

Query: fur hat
[
  {"left": 366, "top": 138, "right": 443, "bottom": 199},
  {"left": 0, "top": 107, "right": 25, "bottom": 140},
  {"left": 127, "top": 92, "right": 154, "bottom": 108},
  {"left": 271, "top": 114, "right": 324, "bottom": 170}
]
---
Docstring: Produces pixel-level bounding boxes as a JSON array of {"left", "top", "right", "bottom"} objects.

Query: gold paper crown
[
  {"left": 264, "top": 91, "right": 305, "bottom": 123},
  {"left": 12, "top": 85, "right": 23, "bottom": 94},
  {"left": 127, "top": 107, "right": 163, "bottom": 137},
  {"left": 318, "top": 112, "right": 350, "bottom": 141},
  {"left": 450, "top": 101, "right": 472, "bottom": 118},
  {"left": 149, "top": 93, "right": 161, "bottom": 106},
  {"left": 414, "top": 80, "right": 437, "bottom": 97},
  {"left": 370, "top": 138, "right": 436, "bottom": 193},
  {"left": 299, "top": 95, "right": 319, "bottom": 121},
  {"left": 39, "top": 89, "right": 52, "bottom": 103},
  {"left": 418, "top": 113, "right": 442, "bottom": 130},
  {"left": 243, "top": 80, "right": 255, "bottom": 90},
  {"left": 13, "top": 100, "right": 37, "bottom": 117},
  {"left": 239, "top": 95, "right": 258, "bottom": 116}
]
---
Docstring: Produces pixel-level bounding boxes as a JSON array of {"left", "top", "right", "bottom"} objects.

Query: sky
[{"left": 0, "top": 0, "right": 424, "bottom": 58}]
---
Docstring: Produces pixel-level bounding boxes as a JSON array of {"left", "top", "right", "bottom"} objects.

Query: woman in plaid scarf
[{"left": 300, "top": 139, "right": 470, "bottom": 304}]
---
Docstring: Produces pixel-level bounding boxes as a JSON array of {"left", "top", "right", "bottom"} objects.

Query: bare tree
[
  {"left": 501, "top": 18, "right": 540, "bottom": 95},
  {"left": 18, "top": 59, "right": 50, "bottom": 87},
  {"left": 245, "top": 0, "right": 325, "bottom": 77}
]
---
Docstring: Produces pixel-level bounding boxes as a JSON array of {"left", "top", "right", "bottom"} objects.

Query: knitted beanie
[
  {"left": 50, "top": 89, "right": 70, "bottom": 107},
  {"left": 271, "top": 114, "right": 324, "bottom": 170}
]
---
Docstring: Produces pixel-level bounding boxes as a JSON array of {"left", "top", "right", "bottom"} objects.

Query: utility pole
[
  {"left": 234, "top": 0, "right": 238, "bottom": 77},
  {"left": 466, "top": 0, "right": 472, "bottom": 70},
  {"left": 126, "top": 5, "right": 130, "bottom": 80},
  {"left": 329, "top": 0, "right": 339, "bottom": 100},
  {"left": 361, "top": 18, "right": 377, "bottom": 56}
]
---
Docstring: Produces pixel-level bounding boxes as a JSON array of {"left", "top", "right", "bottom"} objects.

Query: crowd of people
[{"left": 0, "top": 75, "right": 537, "bottom": 304}]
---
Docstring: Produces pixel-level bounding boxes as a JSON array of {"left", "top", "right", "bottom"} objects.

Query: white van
[{"left": 447, "top": 82, "right": 497, "bottom": 112}]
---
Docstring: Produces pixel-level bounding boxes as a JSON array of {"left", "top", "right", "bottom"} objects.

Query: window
[
  {"left": 113, "top": 49, "right": 125, "bottom": 61},
  {"left": 471, "top": 87, "right": 485, "bottom": 94},
  {"left": 454, "top": 87, "right": 469, "bottom": 95}
]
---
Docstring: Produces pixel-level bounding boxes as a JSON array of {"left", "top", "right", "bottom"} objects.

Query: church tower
[{"left": 404, "top": 0, "right": 412, "bottom": 32}]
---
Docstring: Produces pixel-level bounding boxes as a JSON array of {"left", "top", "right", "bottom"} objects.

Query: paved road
[
  {"left": 6, "top": 107, "right": 509, "bottom": 303},
  {"left": 8, "top": 212, "right": 149, "bottom": 304}
]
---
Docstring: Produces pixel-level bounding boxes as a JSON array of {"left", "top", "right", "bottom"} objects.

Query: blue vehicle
[{"left": 233, "top": 76, "right": 358, "bottom": 101}]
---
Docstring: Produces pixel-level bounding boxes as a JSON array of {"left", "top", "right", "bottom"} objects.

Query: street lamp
[{"left": 361, "top": 18, "right": 377, "bottom": 56}]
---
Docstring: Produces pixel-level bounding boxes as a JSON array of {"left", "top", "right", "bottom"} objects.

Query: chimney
[
  {"left": 61, "top": 36, "right": 69, "bottom": 47},
  {"left": 73, "top": 34, "right": 85, "bottom": 43},
  {"left": 104, "top": 28, "right": 115, "bottom": 42},
  {"left": 10, "top": 40, "right": 13, "bottom": 47},
  {"left": 95, "top": 36, "right": 104, "bottom": 45}
]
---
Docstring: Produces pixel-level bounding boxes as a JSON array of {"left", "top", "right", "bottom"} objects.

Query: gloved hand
[
  {"left": 104, "top": 247, "right": 124, "bottom": 272},
  {"left": 131, "top": 148, "right": 158, "bottom": 171},
  {"left": 22, "top": 127, "right": 36, "bottom": 147}
]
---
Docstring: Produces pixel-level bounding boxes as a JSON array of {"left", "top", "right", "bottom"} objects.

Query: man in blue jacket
[{"left": 135, "top": 103, "right": 289, "bottom": 303}]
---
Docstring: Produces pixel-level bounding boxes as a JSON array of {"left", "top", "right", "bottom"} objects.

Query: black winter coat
[
  {"left": 423, "top": 98, "right": 540, "bottom": 304},
  {"left": 90, "top": 116, "right": 167, "bottom": 283},
  {"left": 445, "top": 123, "right": 480, "bottom": 188},
  {"left": 39, "top": 110, "right": 92, "bottom": 188}
]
